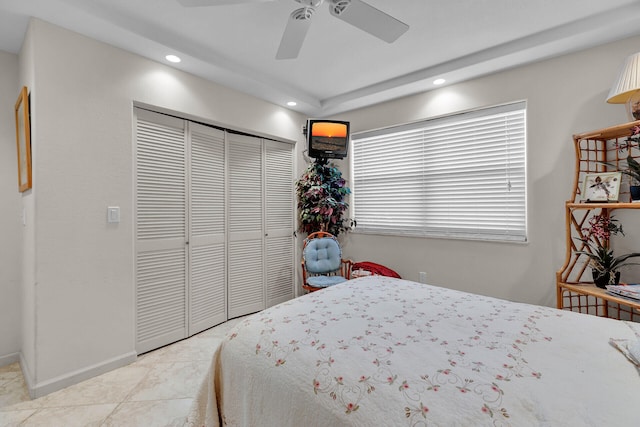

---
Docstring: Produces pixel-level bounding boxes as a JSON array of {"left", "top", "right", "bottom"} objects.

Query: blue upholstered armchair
[{"left": 301, "top": 231, "right": 353, "bottom": 292}]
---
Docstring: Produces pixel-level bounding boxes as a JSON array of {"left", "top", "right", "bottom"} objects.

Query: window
[{"left": 351, "top": 102, "right": 526, "bottom": 242}]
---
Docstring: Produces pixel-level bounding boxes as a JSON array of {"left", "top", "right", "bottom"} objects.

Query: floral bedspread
[{"left": 188, "top": 276, "right": 640, "bottom": 426}]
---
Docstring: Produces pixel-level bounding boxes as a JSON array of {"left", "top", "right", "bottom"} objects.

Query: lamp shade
[{"left": 607, "top": 52, "right": 640, "bottom": 104}]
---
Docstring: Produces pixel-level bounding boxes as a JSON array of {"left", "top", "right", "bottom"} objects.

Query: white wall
[
  {"left": 18, "top": 18, "right": 305, "bottom": 397},
  {"left": 17, "top": 22, "right": 37, "bottom": 391},
  {"left": 0, "top": 51, "right": 22, "bottom": 365},
  {"left": 338, "top": 36, "right": 640, "bottom": 307}
]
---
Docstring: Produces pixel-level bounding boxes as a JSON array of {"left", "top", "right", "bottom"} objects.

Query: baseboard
[
  {"left": 0, "top": 352, "right": 20, "bottom": 368},
  {"left": 19, "top": 353, "right": 35, "bottom": 398},
  {"left": 24, "top": 351, "right": 137, "bottom": 399}
]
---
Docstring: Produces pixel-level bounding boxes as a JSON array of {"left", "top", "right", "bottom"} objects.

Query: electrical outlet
[{"left": 419, "top": 271, "right": 427, "bottom": 283}]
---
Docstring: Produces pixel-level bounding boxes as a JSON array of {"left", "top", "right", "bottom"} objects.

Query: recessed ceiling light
[
  {"left": 165, "top": 54, "right": 181, "bottom": 63},
  {"left": 287, "top": 101, "right": 297, "bottom": 107},
  {"left": 433, "top": 78, "right": 446, "bottom": 85}
]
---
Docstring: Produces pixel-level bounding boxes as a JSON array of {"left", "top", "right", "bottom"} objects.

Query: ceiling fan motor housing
[
  {"left": 295, "top": 0, "right": 324, "bottom": 7},
  {"left": 291, "top": 6, "right": 314, "bottom": 21},
  {"left": 330, "top": 0, "right": 351, "bottom": 15},
  {"left": 279, "top": 0, "right": 407, "bottom": 59}
]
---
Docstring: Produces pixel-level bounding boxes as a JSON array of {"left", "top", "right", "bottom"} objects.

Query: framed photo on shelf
[
  {"left": 14, "top": 86, "right": 32, "bottom": 192},
  {"left": 582, "top": 172, "right": 622, "bottom": 202}
]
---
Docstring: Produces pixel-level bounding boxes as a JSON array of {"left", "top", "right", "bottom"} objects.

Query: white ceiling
[{"left": 2, "top": 0, "right": 640, "bottom": 116}]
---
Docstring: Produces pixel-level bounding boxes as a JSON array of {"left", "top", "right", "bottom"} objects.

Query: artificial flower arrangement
[{"left": 295, "top": 158, "right": 353, "bottom": 236}]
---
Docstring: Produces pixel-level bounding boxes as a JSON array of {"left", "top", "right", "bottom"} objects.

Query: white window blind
[{"left": 352, "top": 102, "right": 527, "bottom": 242}]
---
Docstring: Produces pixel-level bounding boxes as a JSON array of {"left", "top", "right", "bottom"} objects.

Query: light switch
[{"left": 107, "top": 206, "right": 120, "bottom": 223}]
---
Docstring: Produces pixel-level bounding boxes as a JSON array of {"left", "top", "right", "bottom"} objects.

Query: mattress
[{"left": 188, "top": 276, "right": 639, "bottom": 426}]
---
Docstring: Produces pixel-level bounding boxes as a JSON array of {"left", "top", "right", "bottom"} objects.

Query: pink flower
[{"left": 582, "top": 214, "right": 624, "bottom": 241}]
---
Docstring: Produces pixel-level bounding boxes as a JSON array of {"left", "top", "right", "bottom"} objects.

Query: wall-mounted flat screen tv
[{"left": 307, "top": 119, "right": 350, "bottom": 159}]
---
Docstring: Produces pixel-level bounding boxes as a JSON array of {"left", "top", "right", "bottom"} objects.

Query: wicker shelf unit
[{"left": 556, "top": 121, "right": 640, "bottom": 321}]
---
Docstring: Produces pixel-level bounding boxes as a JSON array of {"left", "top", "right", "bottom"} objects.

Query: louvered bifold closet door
[
  {"left": 227, "top": 134, "right": 264, "bottom": 318},
  {"left": 188, "top": 122, "right": 227, "bottom": 334},
  {"left": 265, "top": 140, "right": 295, "bottom": 307},
  {"left": 135, "top": 109, "right": 187, "bottom": 354}
]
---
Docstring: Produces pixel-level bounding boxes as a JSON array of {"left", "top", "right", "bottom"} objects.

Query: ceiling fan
[{"left": 176, "top": 0, "right": 409, "bottom": 60}]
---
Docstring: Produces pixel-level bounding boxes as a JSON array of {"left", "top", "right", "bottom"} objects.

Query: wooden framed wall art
[
  {"left": 581, "top": 172, "right": 621, "bottom": 202},
  {"left": 15, "top": 86, "right": 32, "bottom": 192}
]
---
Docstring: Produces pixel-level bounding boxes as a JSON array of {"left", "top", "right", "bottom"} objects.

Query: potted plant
[
  {"left": 621, "top": 155, "right": 640, "bottom": 201},
  {"left": 576, "top": 214, "right": 640, "bottom": 288},
  {"left": 614, "top": 126, "right": 640, "bottom": 201},
  {"left": 597, "top": 126, "right": 640, "bottom": 201},
  {"left": 295, "top": 158, "right": 353, "bottom": 236}
]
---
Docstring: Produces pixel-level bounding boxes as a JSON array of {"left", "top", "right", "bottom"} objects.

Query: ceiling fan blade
[
  {"left": 177, "top": 0, "right": 274, "bottom": 7},
  {"left": 276, "top": 7, "right": 314, "bottom": 60},
  {"left": 329, "top": 0, "right": 408, "bottom": 43}
]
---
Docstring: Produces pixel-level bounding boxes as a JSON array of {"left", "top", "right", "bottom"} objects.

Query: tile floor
[{"left": 0, "top": 317, "right": 244, "bottom": 427}]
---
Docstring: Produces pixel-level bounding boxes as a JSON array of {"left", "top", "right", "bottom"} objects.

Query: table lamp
[{"left": 607, "top": 52, "right": 640, "bottom": 122}]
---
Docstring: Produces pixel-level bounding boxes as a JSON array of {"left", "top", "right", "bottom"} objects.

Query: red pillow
[{"left": 352, "top": 261, "right": 401, "bottom": 279}]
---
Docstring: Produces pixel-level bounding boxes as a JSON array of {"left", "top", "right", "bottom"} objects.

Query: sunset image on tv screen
[{"left": 312, "top": 122, "right": 347, "bottom": 138}]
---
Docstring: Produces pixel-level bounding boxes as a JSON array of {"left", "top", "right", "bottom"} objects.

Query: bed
[{"left": 187, "top": 276, "right": 640, "bottom": 426}]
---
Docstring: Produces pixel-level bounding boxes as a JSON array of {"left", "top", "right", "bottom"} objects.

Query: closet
[{"left": 134, "top": 108, "right": 294, "bottom": 354}]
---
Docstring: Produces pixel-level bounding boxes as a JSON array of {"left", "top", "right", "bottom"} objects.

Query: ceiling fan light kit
[{"left": 177, "top": 0, "right": 409, "bottom": 60}]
